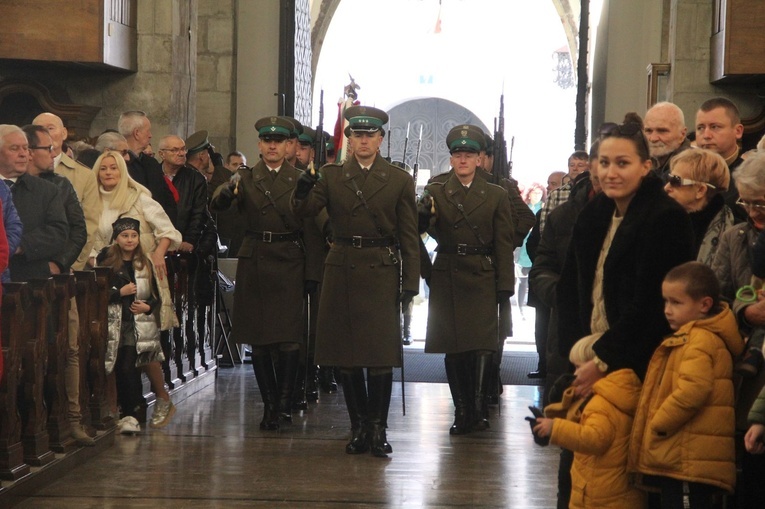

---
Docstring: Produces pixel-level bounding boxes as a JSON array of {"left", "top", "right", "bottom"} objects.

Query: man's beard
[{"left": 649, "top": 141, "right": 675, "bottom": 158}]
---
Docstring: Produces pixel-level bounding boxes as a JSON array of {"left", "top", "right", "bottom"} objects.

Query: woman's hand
[
  {"left": 130, "top": 300, "right": 151, "bottom": 315},
  {"left": 151, "top": 250, "right": 167, "bottom": 280},
  {"left": 572, "top": 359, "right": 605, "bottom": 398},
  {"left": 745, "top": 424, "right": 765, "bottom": 454},
  {"left": 120, "top": 283, "right": 137, "bottom": 296}
]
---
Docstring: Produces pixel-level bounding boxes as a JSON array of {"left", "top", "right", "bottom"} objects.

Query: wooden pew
[
  {"left": 0, "top": 283, "right": 31, "bottom": 480},
  {"left": 74, "top": 270, "right": 96, "bottom": 433},
  {"left": 46, "top": 275, "right": 76, "bottom": 453},
  {"left": 90, "top": 268, "right": 115, "bottom": 430},
  {"left": 21, "top": 279, "right": 55, "bottom": 467}
]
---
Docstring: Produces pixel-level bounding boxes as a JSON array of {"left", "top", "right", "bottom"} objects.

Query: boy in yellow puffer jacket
[
  {"left": 629, "top": 261, "right": 744, "bottom": 507},
  {"left": 534, "top": 333, "right": 645, "bottom": 509}
]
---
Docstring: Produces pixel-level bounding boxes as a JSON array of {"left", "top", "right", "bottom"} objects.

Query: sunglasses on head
[
  {"left": 667, "top": 174, "right": 716, "bottom": 189},
  {"left": 599, "top": 122, "right": 650, "bottom": 156}
]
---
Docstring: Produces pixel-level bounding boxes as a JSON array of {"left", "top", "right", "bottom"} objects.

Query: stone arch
[{"left": 309, "top": 0, "right": 581, "bottom": 84}]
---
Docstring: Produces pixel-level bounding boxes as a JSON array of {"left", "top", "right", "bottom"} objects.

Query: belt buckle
[
  {"left": 352, "top": 236, "right": 363, "bottom": 248},
  {"left": 456, "top": 244, "right": 467, "bottom": 256},
  {"left": 262, "top": 231, "right": 273, "bottom": 243}
]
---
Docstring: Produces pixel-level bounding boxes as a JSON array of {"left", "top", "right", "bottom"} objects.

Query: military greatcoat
[
  {"left": 292, "top": 153, "right": 420, "bottom": 367},
  {"left": 423, "top": 173, "right": 514, "bottom": 354},
  {"left": 211, "top": 160, "right": 324, "bottom": 346}
]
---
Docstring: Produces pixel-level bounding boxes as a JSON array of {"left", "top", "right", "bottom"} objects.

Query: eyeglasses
[
  {"left": 161, "top": 146, "right": 187, "bottom": 154},
  {"left": 29, "top": 145, "right": 54, "bottom": 153},
  {"left": 735, "top": 198, "right": 765, "bottom": 211},
  {"left": 667, "top": 174, "right": 716, "bottom": 189}
]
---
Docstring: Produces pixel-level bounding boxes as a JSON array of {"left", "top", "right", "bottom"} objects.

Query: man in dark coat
[
  {"left": 292, "top": 105, "right": 420, "bottom": 458},
  {"left": 0, "top": 125, "right": 68, "bottom": 283},
  {"left": 22, "top": 124, "right": 92, "bottom": 446},
  {"left": 159, "top": 134, "right": 219, "bottom": 377},
  {"left": 185, "top": 130, "right": 244, "bottom": 257},
  {"left": 418, "top": 124, "right": 514, "bottom": 435},
  {"left": 212, "top": 116, "right": 324, "bottom": 430}
]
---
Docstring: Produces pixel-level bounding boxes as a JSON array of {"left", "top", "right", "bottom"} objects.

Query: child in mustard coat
[
  {"left": 534, "top": 333, "right": 645, "bottom": 509},
  {"left": 629, "top": 262, "right": 743, "bottom": 507}
]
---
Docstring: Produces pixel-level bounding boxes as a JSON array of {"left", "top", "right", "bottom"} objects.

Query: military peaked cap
[
  {"left": 185, "top": 130, "right": 211, "bottom": 156},
  {"left": 254, "top": 116, "right": 293, "bottom": 140},
  {"left": 344, "top": 105, "right": 388, "bottom": 133},
  {"left": 446, "top": 124, "right": 486, "bottom": 154}
]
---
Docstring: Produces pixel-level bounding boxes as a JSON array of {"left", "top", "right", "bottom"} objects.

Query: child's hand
[
  {"left": 745, "top": 423, "right": 765, "bottom": 454},
  {"left": 533, "top": 417, "right": 554, "bottom": 438},
  {"left": 130, "top": 300, "right": 151, "bottom": 315},
  {"left": 120, "top": 283, "right": 137, "bottom": 296},
  {"left": 572, "top": 360, "right": 603, "bottom": 398}
]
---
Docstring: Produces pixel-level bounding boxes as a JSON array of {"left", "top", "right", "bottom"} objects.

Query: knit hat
[{"left": 111, "top": 217, "right": 140, "bottom": 241}]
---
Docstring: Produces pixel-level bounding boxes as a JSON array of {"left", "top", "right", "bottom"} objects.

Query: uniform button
[
  {"left": 352, "top": 212, "right": 357, "bottom": 216},
  {"left": 351, "top": 264, "right": 356, "bottom": 269},
  {"left": 261, "top": 210, "right": 267, "bottom": 215},
  {"left": 453, "top": 225, "right": 458, "bottom": 229},
  {"left": 369, "top": 264, "right": 375, "bottom": 268}
]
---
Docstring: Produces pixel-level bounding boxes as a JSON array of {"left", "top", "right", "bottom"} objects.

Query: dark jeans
[
  {"left": 115, "top": 345, "right": 144, "bottom": 419},
  {"left": 655, "top": 477, "right": 716, "bottom": 509},
  {"left": 557, "top": 448, "right": 574, "bottom": 509}
]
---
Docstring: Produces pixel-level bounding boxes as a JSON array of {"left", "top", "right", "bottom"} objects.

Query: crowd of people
[
  {"left": 518, "top": 97, "right": 765, "bottom": 509},
  {"left": 3, "top": 94, "right": 765, "bottom": 507}
]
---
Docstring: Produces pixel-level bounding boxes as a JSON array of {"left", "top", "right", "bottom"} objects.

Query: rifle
[
  {"left": 385, "top": 115, "right": 392, "bottom": 163},
  {"left": 400, "top": 121, "right": 410, "bottom": 170},
  {"left": 492, "top": 94, "right": 509, "bottom": 184},
  {"left": 412, "top": 125, "right": 423, "bottom": 191},
  {"left": 312, "top": 90, "right": 326, "bottom": 173}
]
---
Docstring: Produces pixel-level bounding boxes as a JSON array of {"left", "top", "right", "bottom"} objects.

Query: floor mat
[{"left": 392, "top": 351, "right": 543, "bottom": 386}]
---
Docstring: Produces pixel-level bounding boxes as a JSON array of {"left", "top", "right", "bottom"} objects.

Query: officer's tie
[{"left": 3, "top": 179, "right": 13, "bottom": 189}]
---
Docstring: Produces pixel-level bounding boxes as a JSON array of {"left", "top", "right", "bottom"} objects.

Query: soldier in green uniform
[
  {"left": 296, "top": 126, "right": 315, "bottom": 169},
  {"left": 418, "top": 124, "right": 515, "bottom": 434},
  {"left": 210, "top": 116, "right": 324, "bottom": 430},
  {"left": 292, "top": 105, "right": 420, "bottom": 458},
  {"left": 281, "top": 116, "right": 307, "bottom": 171}
]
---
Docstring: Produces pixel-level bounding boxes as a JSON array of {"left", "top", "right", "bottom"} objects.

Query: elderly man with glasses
[{"left": 157, "top": 135, "right": 210, "bottom": 256}]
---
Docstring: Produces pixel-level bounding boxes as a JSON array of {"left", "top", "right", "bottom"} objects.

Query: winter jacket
[
  {"left": 556, "top": 173, "right": 695, "bottom": 380},
  {"left": 550, "top": 368, "right": 645, "bottom": 509},
  {"left": 0, "top": 181, "right": 22, "bottom": 282},
  {"left": 106, "top": 259, "right": 164, "bottom": 368},
  {"left": 712, "top": 221, "right": 757, "bottom": 328},
  {"left": 629, "top": 303, "right": 743, "bottom": 493},
  {"left": 690, "top": 194, "right": 737, "bottom": 267}
]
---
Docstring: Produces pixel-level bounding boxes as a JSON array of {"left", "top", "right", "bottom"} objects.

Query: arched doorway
[{"left": 386, "top": 97, "right": 488, "bottom": 179}]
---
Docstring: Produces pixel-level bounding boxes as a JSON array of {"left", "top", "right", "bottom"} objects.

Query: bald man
[
  {"left": 33, "top": 112, "right": 101, "bottom": 270},
  {"left": 643, "top": 102, "right": 690, "bottom": 178}
]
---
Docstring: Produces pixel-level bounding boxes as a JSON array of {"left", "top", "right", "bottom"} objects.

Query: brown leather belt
[{"left": 334, "top": 236, "right": 396, "bottom": 248}]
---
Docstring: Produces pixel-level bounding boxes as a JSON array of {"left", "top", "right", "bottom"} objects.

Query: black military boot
[
  {"left": 445, "top": 355, "right": 471, "bottom": 435},
  {"left": 339, "top": 368, "right": 369, "bottom": 454},
  {"left": 251, "top": 349, "right": 279, "bottom": 430},
  {"left": 277, "top": 349, "right": 300, "bottom": 423},
  {"left": 320, "top": 365, "right": 338, "bottom": 393},
  {"left": 402, "top": 313, "right": 412, "bottom": 345},
  {"left": 306, "top": 365, "right": 319, "bottom": 403},
  {"left": 292, "top": 361, "right": 308, "bottom": 411},
  {"left": 367, "top": 370, "right": 393, "bottom": 458},
  {"left": 471, "top": 350, "right": 493, "bottom": 432}
]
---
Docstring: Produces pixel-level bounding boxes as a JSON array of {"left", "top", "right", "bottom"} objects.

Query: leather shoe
[{"left": 527, "top": 370, "right": 546, "bottom": 379}]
